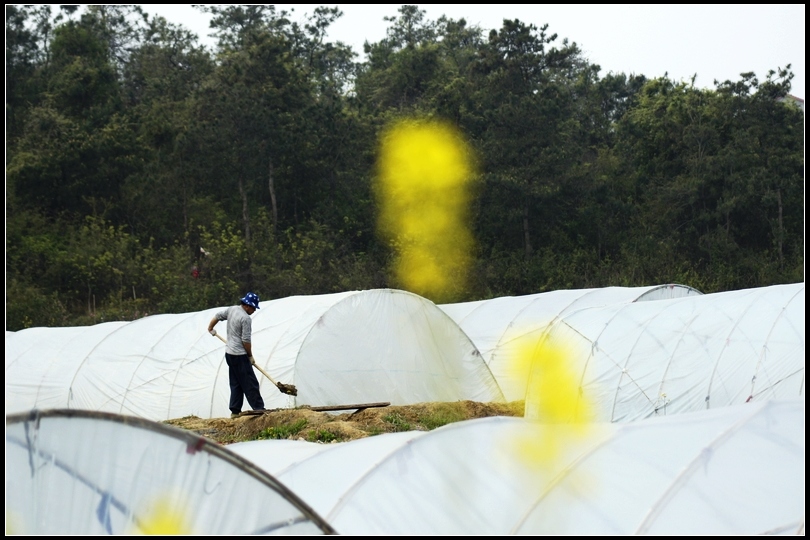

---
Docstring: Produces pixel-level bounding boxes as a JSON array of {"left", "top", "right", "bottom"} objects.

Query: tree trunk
[
  {"left": 776, "top": 187, "right": 784, "bottom": 266},
  {"left": 268, "top": 157, "right": 278, "bottom": 232},
  {"left": 238, "top": 178, "right": 251, "bottom": 246},
  {"left": 522, "top": 202, "right": 533, "bottom": 256}
]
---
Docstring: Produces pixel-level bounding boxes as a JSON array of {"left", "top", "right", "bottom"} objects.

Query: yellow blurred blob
[
  {"left": 508, "top": 330, "right": 595, "bottom": 468},
  {"left": 376, "top": 119, "right": 475, "bottom": 302},
  {"left": 6, "top": 511, "right": 22, "bottom": 535},
  {"left": 131, "top": 495, "right": 193, "bottom": 535}
]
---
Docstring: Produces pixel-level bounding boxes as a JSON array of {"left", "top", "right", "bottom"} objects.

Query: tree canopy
[{"left": 6, "top": 5, "right": 804, "bottom": 330}]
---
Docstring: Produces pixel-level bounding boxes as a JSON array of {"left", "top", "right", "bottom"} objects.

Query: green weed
[
  {"left": 383, "top": 413, "right": 411, "bottom": 432},
  {"left": 418, "top": 404, "right": 466, "bottom": 430},
  {"left": 255, "top": 419, "right": 308, "bottom": 440},
  {"left": 306, "top": 429, "right": 338, "bottom": 443}
]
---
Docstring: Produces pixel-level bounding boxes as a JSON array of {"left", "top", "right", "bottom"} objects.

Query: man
[{"left": 208, "top": 292, "right": 265, "bottom": 418}]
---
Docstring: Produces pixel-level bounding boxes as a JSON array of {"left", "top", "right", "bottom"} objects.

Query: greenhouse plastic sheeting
[
  {"left": 440, "top": 284, "right": 703, "bottom": 400},
  {"left": 5, "top": 409, "right": 335, "bottom": 535},
  {"left": 524, "top": 282, "right": 805, "bottom": 422},
  {"left": 227, "top": 439, "right": 336, "bottom": 475},
  {"left": 229, "top": 431, "right": 426, "bottom": 520},
  {"left": 229, "top": 400, "right": 802, "bottom": 535},
  {"left": 6, "top": 289, "right": 503, "bottom": 421}
]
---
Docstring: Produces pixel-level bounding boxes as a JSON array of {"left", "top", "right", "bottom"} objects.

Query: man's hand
[
  {"left": 209, "top": 329, "right": 217, "bottom": 336},
  {"left": 249, "top": 356, "right": 256, "bottom": 365}
]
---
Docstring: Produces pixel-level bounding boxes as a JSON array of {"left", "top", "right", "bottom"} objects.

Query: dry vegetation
[{"left": 164, "top": 400, "right": 525, "bottom": 445}]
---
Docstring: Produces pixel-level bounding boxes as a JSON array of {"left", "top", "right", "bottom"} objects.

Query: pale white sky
[{"left": 142, "top": 4, "right": 805, "bottom": 100}]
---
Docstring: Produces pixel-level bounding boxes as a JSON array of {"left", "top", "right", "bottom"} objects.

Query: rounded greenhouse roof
[
  {"left": 524, "top": 282, "right": 804, "bottom": 422},
  {"left": 6, "top": 289, "right": 503, "bottom": 421},
  {"left": 6, "top": 409, "right": 335, "bottom": 535},
  {"left": 439, "top": 284, "right": 704, "bottom": 400},
  {"left": 221, "top": 399, "right": 804, "bottom": 535}
]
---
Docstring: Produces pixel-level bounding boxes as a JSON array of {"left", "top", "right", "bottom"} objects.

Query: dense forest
[{"left": 6, "top": 5, "right": 805, "bottom": 331}]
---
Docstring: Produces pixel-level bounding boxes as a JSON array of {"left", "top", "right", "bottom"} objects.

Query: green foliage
[
  {"left": 4, "top": 8, "right": 803, "bottom": 329},
  {"left": 252, "top": 218, "right": 386, "bottom": 298},
  {"left": 611, "top": 72, "right": 804, "bottom": 291},
  {"left": 6, "top": 279, "right": 71, "bottom": 330},
  {"left": 255, "top": 419, "right": 308, "bottom": 440},
  {"left": 417, "top": 403, "right": 467, "bottom": 430},
  {"left": 383, "top": 413, "right": 412, "bottom": 432},
  {"left": 306, "top": 429, "right": 339, "bottom": 443},
  {"left": 6, "top": 212, "right": 162, "bottom": 325}
]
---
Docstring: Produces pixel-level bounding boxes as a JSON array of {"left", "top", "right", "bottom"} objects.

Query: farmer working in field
[{"left": 208, "top": 292, "right": 265, "bottom": 418}]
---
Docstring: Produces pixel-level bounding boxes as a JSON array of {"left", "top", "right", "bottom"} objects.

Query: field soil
[{"left": 164, "top": 400, "right": 525, "bottom": 445}]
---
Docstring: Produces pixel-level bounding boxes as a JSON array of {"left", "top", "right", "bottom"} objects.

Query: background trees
[{"left": 5, "top": 5, "right": 804, "bottom": 330}]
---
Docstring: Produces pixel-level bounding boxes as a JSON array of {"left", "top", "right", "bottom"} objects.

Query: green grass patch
[
  {"left": 418, "top": 404, "right": 466, "bottom": 430},
  {"left": 383, "top": 412, "right": 411, "bottom": 432},
  {"left": 306, "top": 429, "right": 339, "bottom": 443},
  {"left": 255, "top": 419, "right": 308, "bottom": 440}
]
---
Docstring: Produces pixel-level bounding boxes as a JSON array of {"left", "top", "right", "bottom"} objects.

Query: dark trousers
[{"left": 225, "top": 353, "right": 265, "bottom": 414}]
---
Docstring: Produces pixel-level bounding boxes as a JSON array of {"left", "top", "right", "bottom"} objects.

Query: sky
[{"left": 141, "top": 4, "right": 805, "bottom": 100}]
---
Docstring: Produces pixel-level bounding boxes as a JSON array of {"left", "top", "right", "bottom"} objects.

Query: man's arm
[
  {"left": 207, "top": 316, "right": 219, "bottom": 335},
  {"left": 243, "top": 341, "right": 253, "bottom": 360}
]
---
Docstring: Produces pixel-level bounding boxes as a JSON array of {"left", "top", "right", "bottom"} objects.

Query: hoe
[{"left": 212, "top": 332, "right": 298, "bottom": 396}]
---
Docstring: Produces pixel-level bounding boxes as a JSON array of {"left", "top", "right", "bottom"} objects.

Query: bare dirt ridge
[{"left": 164, "top": 400, "right": 525, "bottom": 445}]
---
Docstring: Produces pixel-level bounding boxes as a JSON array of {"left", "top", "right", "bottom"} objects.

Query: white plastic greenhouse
[
  {"left": 227, "top": 399, "right": 804, "bottom": 535},
  {"left": 5, "top": 409, "right": 335, "bottom": 535},
  {"left": 439, "top": 284, "right": 703, "bottom": 400},
  {"left": 6, "top": 289, "right": 504, "bottom": 421},
  {"left": 6, "top": 401, "right": 804, "bottom": 535},
  {"left": 523, "top": 282, "right": 805, "bottom": 422},
  {"left": 4, "top": 282, "right": 806, "bottom": 536}
]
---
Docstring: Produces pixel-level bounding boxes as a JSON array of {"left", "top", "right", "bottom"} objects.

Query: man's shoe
[{"left": 230, "top": 412, "right": 240, "bottom": 419}]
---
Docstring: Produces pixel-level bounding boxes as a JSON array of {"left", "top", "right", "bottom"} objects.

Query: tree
[
  {"left": 612, "top": 68, "right": 804, "bottom": 290},
  {"left": 118, "top": 14, "right": 215, "bottom": 245},
  {"left": 79, "top": 5, "right": 149, "bottom": 73},
  {"left": 7, "top": 18, "right": 144, "bottom": 222},
  {"left": 6, "top": 5, "right": 58, "bottom": 139},
  {"left": 197, "top": 4, "right": 291, "bottom": 51},
  {"left": 354, "top": 5, "right": 443, "bottom": 113},
  {"left": 470, "top": 20, "right": 584, "bottom": 265}
]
